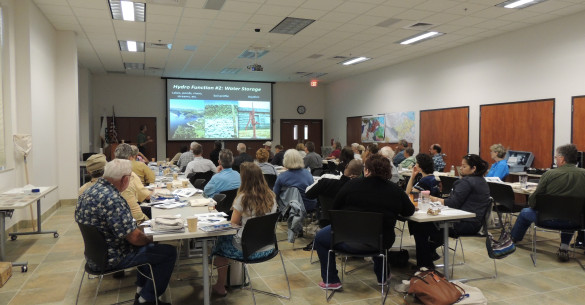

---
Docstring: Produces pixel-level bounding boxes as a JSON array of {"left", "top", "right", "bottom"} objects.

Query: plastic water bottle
[
  {"left": 159, "top": 165, "right": 163, "bottom": 176},
  {"left": 449, "top": 165, "right": 455, "bottom": 176}
]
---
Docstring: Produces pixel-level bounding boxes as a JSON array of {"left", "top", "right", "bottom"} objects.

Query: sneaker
[
  {"left": 319, "top": 281, "right": 342, "bottom": 290},
  {"left": 570, "top": 242, "right": 585, "bottom": 249},
  {"left": 557, "top": 249, "right": 570, "bottom": 262},
  {"left": 302, "top": 240, "right": 314, "bottom": 251}
]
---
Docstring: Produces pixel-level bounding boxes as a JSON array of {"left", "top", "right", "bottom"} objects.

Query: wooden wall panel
[
  {"left": 420, "top": 107, "right": 469, "bottom": 172},
  {"left": 480, "top": 99, "right": 554, "bottom": 169},
  {"left": 572, "top": 96, "right": 585, "bottom": 151}
]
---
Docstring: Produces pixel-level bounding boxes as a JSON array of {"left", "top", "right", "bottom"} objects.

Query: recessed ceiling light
[
  {"left": 109, "top": 0, "right": 145, "bottom": 22},
  {"left": 119, "top": 40, "right": 145, "bottom": 52},
  {"left": 496, "top": 0, "right": 547, "bottom": 9},
  {"left": 338, "top": 57, "right": 372, "bottom": 66},
  {"left": 270, "top": 17, "right": 315, "bottom": 35},
  {"left": 124, "top": 63, "right": 144, "bottom": 70},
  {"left": 397, "top": 31, "right": 444, "bottom": 45}
]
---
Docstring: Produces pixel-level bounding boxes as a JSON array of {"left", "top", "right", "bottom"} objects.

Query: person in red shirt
[{"left": 326, "top": 141, "right": 342, "bottom": 160}]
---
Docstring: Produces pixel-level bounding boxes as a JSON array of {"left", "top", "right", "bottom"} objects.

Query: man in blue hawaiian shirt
[{"left": 75, "top": 159, "right": 176, "bottom": 305}]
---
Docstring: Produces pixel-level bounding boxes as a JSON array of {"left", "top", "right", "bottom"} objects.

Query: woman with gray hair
[
  {"left": 273, "top": 149, "right": 317, "bottom": 211},
  {"left": 486, "top": 143, "right": 509, "bottom": 180}
]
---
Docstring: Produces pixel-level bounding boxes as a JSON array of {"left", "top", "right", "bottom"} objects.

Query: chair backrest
[
  {"left": 189, "top": 171, "right": 214, "bottom": 189},
  {"left": 212, "top": 193, "right": 227, "bottom": 207},
  {"left": 311, "top": 167, "right": 325, "bottom": 177},
  {"left": 240, "top": 212, "right": 279, "bottom": 261},
  {"left": 217, "top": 188, "right": 239, "bottom": 214},
  {"left": 77, "top": 222, "right": 108, "bottom": 273},
  {"left": 534, "top": 194, "right": 585, "bottom": 228},
  {"left": 439, "top": 176, "right": 458, "bottom": 196},
  {"left": 488, "top": 182, "right": 518, "bottom": 212},
  {"left": 263, "top": 174, "right": 277, "bottom": 190},
  {"left": 329, "top": 210, "right": 384, "bottom": 253},
  {"left": 318, "top": 195, "right": 335, "bottom": 222}
]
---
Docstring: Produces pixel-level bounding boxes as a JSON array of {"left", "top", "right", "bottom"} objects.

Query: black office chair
[
  {"left": 325, "top": 210, "right": 389, "bottom": 304},
  {"left": 229, "top": 213, "right": 291, "bottom": 305},
  {"left": 187, "top": 171, "right": 214, "bottom": 189},
  {"left": 217, "top": 189, "right": 239, "bottom": 218},
  {"left": 439, "top": 176, "right": 458, "bottom": 198},
  {"left": 263, "top": 174, "right": 277, "bottom": 190},
  {"left": 488, "top": 182, "right": 525, "bottom": 225},
  {"left": 76, "top": 223, "right": 157, "bottom": 305},
  {"left": 448, "top": 199, "right": 498, "bottom": 281},
  {"left": 311, "top": 167, "right": 325, "bottom": 177},
  {"left": 192, "top": 179, "right": 206, "bottom": 189},
  {"left": 308, "top": 195, "right": 335, "bottom": 264},
  {"left": 530, "top": 195, "right": 585, "bottom": 267}
]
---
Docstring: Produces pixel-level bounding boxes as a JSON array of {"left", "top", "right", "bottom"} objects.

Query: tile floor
[{"left": 1, "top": 203, "right": 585, "bottom": 305}]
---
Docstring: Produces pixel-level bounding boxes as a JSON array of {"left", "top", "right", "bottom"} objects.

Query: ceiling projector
[{"left": 247, "top": 63, "right": 263, "bottom": 71}]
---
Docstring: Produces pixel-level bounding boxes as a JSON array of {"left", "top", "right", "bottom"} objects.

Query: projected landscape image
[{"left": 169, "top": 100, "right": 270, "bottom": 140}]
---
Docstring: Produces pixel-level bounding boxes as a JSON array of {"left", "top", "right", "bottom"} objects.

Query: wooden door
[
  {"left": 280, "top": 119, "right": 323, "bottom": 154},
  {"left": 481, "top": 99, "right": 554, "bottom": 169},
  {"left": 346, "top": 116, "right": 362, "bottom": 145},
  {"left": 106, "top": 117, "right": 157, "bottom": 160},
  {"left": 572, "top": 96, "right": 585, "bottom": 151},
  {"left": 420, "top": 107, "right": 469, "bottom": 172}
]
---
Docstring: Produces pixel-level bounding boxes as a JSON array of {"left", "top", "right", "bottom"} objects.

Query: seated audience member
[
  {"left": 314, "top": 154, "right": 415, "bottom": 289},
  {"left": 263, "top": 141, "right": 274, "bottom": 162},
  {"left": 204, "top": 149, "right": 241, "bottom": 198},
  {"left": 79, "top": 153, "right": 107, "bottom": 195},
  {"left": 210, "top": 141, "right": 223, "bottom": 167},
  {"left": 184, "top": 142, "right": 217, "bottom": 175},
  {"left": 177, "top": 142, "right": 196, "bottom": 170},
  {"left": 405, "top": 153, "right": 440, "bottom": 197},
  {"left": 429, "top": 144, "right": 446, "bottom": 172},
  {"left": 361, "top": 143, "right": 379, "bottom": 162},
  {"left": 256, "top": 148, "right": 277, "bottom": 176},
  {"left": 273, "top": 149, "right": 318, "bottom": 211},
  {"left": 115, "top": 143, "right": 151, "bottom": 224},
  {"left": 351, "top": 143, "right": 362, "bottom": 160},
  {"left": 303, "top": 159, "right": 364, "bottom": 250},
  {"left": 510, "top": 144, "right": 585, "bottom": 262},
  {"left": 358, "top": 144, "right": 365, "bottom": 157},
  {"left": 411, "top": 154, "right": 490, "bottom": 268},
  {"left": 271, "top": 144, "right": 285, "bottom": 166},
  {"left": 233, "top": 143, "right": 254, "bottom": 171},
  {"left": 486, "top": 143, "right": 509, "bottom": 180},
  {"left": 75, "top": 159, "right": 176, "bottom": 305},
  {"left": 379, "top": 146, "right": 400, "bottom": 183},
  {"left": 399, "top": 147, "right": 416, "bottom": 169},
  {"left": 393, "top": 139, "right": 408, "bottom": 166},
  {"left": 336, "top": 146, "right": 354, "bottom": 174},
  {"left": 211, "top": 162, "right": 277, "bottom": 296},
  {"left": 170, "top": 145, "right": 188, "bottom": 165},
  {"left": 326, "top": 141, "right": 342, "bottom": 160},
  {"left": 296, "top": 143, "right": 307, "bottom": 158},
  {"left": 131, "top": 145, "right": 155, "bottom": 185},
  {"left": 303, "top": 141, "right": 323, "bottom": 171}
]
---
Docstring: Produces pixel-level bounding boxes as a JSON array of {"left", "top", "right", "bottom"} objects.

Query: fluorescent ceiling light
[
  {"left": 124, "top": 63, "right": 144, "bottom": 70},
  {"left": 270, "top": 17, "right": 315, "bottom": 35},
  {"left": 338, "top": 57, "right": 372, "bottom": 66},
  {"left": 496, "top": 0, "right": 546, "bottom": 9},
  {"left": 109, "top": 0, "right": 145, "bottom": 22},
  {"left": 119, "top": 40, "right": 145, "bottom": 52},
  {"left": 398, "top": 31, "right": 444, "bottom": 45}
]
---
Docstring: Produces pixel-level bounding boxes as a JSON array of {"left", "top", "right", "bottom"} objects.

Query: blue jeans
[
  {"left": 511, "top": 207, "right": 576, "bottom": 245},
  {"left": 114, "top": 243, "right": 177, "bottom": 302},
  {"left": 315, "top": 225, "right": 387, "bottom": 284}
]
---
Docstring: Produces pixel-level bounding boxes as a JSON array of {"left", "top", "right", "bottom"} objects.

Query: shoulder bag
[{"left": 407, "top": 269, "right": 464, "bottom": 305}]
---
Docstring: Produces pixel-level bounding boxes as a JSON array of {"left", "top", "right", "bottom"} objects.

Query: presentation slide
[{"left": 166, "top": 79, "right": 272, "bottom": 141}]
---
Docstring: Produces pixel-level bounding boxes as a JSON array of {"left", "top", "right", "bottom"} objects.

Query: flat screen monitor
[
  {"left": 507, "top": 150, "right": 534, "bottom": 171},
  {"left": 166, "top": 79, "right": 272, "bottom": 141}
]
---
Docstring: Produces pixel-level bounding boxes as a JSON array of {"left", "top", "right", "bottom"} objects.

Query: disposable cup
[{"left": 187, "top": 217, "right": 198, "bottom": 232}]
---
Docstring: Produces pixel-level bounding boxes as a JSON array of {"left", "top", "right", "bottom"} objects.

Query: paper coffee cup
[
  {"left": 166, "top": 182, "right": 173, "bottom": 190},
  {"left": 182, "top": 180, "right": 189, "bottom": 187},
  {"left": 151, "top": 158, "right": 155, "bottom": 162},
  {"left": 173, "top": 173, "right": 178, "bottom": 180},
  {"left": 187, "top": 217, "right": 198, "bottom": 232}
]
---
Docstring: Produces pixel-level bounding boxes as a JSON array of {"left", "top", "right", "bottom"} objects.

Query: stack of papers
[
  {"left": 172, "top": 188, "right": 200, "bottom": 197},
  {"left": 199, "top": 223, "right": 238, "bottom": 232}
]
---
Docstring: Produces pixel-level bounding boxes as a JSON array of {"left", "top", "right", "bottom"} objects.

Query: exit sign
[{"left": 310, "top": 80, "right": 318, "bottom": 87}]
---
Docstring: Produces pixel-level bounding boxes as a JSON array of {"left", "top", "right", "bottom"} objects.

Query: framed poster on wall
[{"left": 361, "top": 116, "right": 385, "bottom": 142}]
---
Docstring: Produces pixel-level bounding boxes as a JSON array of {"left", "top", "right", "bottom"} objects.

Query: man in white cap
[
  {"left": 79, "top": 153, "right": 107, "bottom": 195},
  {"left": 263, "top": 141, "right": 274, "bottom": 162}
]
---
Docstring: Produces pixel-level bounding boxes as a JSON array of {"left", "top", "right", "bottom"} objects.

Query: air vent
[
  {"left": 332, "top": 56, "right": 348, "bottom": 59},
  {"left": 147, "top": 42, "right": 172, "bottom": 49},
  {"left": 220, "top": 68, "right": 241, "bottom": 74},
  {"left": 203, "top": 0, "right": 225, "bottom": 10},
  {"left": 376, "top": 18, "right": 401, "bottom": 28},
  {"left": 238, "top": 49, "right": 268, "bottom": 59},
  {"left": 296, "top": 72, "right": 328, "bottom": 78},
  {"left": 307, "top": 54, "right": 323, "bottom": 59},
  {"left": 106, "top": 70, "right": 126, "bottom": 74},
  {"left": 148, "top": 0, "right": 185, "bottom": 6},
  {"left": 403, "top": 22, "right": 435, "bottom": 30}
]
